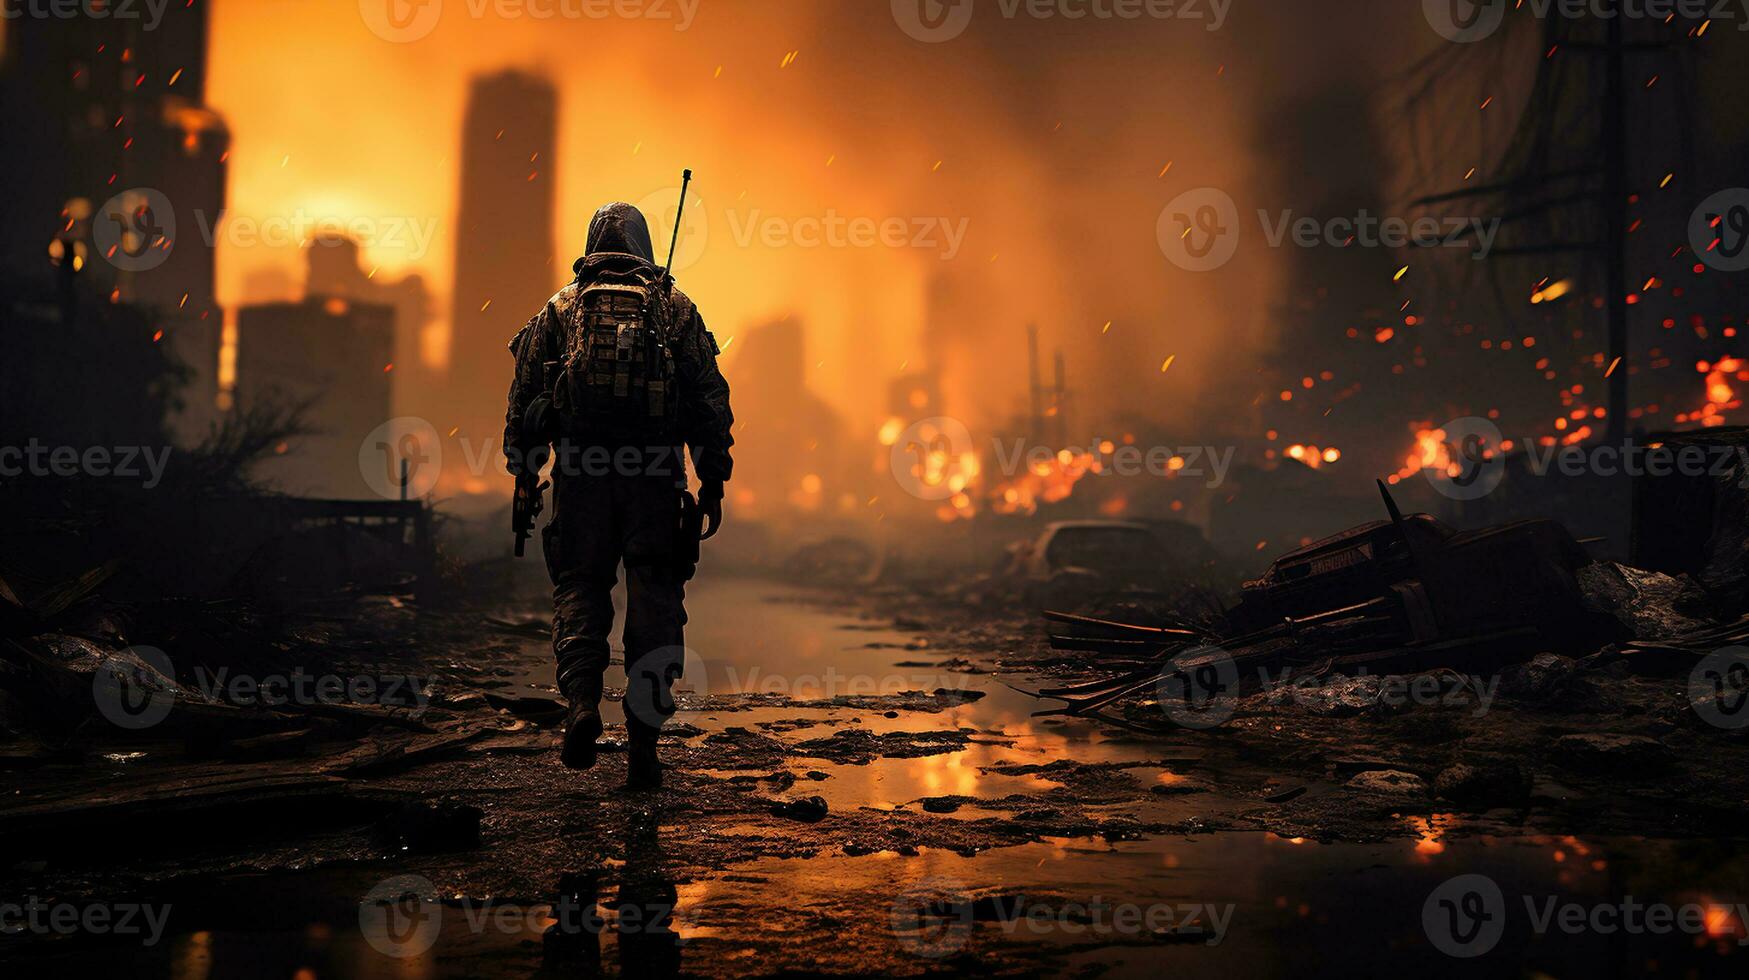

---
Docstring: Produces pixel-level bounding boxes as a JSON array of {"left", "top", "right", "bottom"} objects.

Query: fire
[
  {"left": 1398, "top": 425, "right": 1455, "bottom": 481},
  {"left": 989, "top": 450, "right": 1095, "bottom": 517},
  {"left": 1284, "top": 444, "right": 1342, "bottom": 469},
  {"left": 1675, "top": 357, "right": 1743, "bottom": 426}
]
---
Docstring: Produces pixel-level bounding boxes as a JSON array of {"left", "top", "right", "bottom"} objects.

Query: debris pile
[{"left": 1024, "top": 482, "right": 1749, "bottom": 728}]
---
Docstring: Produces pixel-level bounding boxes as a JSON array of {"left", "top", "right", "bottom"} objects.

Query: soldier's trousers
[{"left": 542, "top": 471, "right": 691, "bottom": 740}]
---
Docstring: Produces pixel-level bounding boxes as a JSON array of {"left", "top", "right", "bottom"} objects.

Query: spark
[
  {"left": 1158, "top": 161, "right": 1173, "bottom": 178},
  {"left": 1393, "top": 266, "right": 1409, "bottom": 282},
  {"left": 1605, "top": 356, "right": 1623, "bottom": 378},
  {"left": 1160, "top": 355, "right": 1176, "bottom": 373}
]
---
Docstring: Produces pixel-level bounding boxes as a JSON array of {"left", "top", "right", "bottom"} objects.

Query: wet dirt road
[{"left": 7, "top": 573, "right": 1749, "bottom": 977}]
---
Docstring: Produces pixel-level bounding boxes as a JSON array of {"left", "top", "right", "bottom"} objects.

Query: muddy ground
[{"left": 2, "top": 572, "right": 1747, "bottom": 977}]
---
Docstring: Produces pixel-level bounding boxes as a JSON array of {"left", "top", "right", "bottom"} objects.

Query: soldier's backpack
[{"left": 552, "top": 266, "right": 680, "bottom": 440}]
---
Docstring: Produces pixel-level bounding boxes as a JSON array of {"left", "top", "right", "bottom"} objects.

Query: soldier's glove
[{"left": 699, "top": 481, "right": 725, "bottom": 540}]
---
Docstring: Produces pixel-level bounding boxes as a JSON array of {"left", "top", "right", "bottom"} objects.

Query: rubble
[
  {"left": 1577, "top": 562, "right": 1717, "bottom": 638},
  {"left": 1023, "top": 485, "right": 1749, "bottom": 730},
  {"left": 1552, "top": 733, "right": 1670, "bottom": 772},
  {"left": 1345, "top": 770, "right": 1427, "bottom": 798},
  {"left": 1432, "top": 760, "right": 1531, "bottom": 807},
  {"left": 767, "top": 795, "right": 830, "bottom": 822}
]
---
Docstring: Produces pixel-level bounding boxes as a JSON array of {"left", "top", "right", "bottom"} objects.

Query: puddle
[
  {"left": 11, "top": 831, "right": 1744, "bottom": 978},
  {"left": 17, "top": 579, "right": 1746, "bottom": 976}
]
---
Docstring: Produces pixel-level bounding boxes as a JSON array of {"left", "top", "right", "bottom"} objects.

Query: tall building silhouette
[
  {"left": 0, "top": 0, "right": 230, "bottom": 442},
  {"left": 448, "top": 70, "right": 557, "bottom": 473}
]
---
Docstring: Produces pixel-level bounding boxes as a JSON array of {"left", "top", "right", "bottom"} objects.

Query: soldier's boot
[
  {"left": 625, "top": 728, "right": 663, "bottom": 790},
  {"left": 560, "top": 672, "right": 605, "bottom": 771}
]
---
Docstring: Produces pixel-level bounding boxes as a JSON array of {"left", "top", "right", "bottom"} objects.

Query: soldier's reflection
[{"left": 542, "top": 814, "right": 679, "bottom": 978}]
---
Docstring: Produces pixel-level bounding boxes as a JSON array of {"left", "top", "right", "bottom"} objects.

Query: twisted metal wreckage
[{"left": 1024, "top": 481, "right": 1749, "bottom": 729}]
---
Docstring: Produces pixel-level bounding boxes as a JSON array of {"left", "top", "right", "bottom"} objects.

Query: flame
[
  {"left": 1676, "top": 357, "right": 1743, "bottom": 427},
  {"left": 988, "top": 450, "right": 1095, "bottom": 517}
]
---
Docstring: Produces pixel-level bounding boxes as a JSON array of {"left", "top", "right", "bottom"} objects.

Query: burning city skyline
[
  {"left": 199, "top": 2, "right": 1453, "bottom": 499},
  {"left": 32, "top": 0, "right": 1728, "bottom": 527}
]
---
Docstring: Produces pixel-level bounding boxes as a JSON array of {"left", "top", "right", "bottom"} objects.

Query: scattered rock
[
  {"left": 1499, "top": 654, "right": 1580, "bottom": 701},
  {"left": 1329, "top": 756, "right": 1412, "bottom": 777},
  {"left": 921, "top": 797, "right": 962, "bottom": 814},
  {"left": 1553, "top": 733, "right": 1668, "bottom": 772},
  {"left": 1432, "top": 760, "right": 1530, "bottom": 807},
  {"left": 1346, "top": 770, "right": 1427, "bottom": 798},
  {"left": 768, "top": 796, "right": 829, "bottom": 823},
  {"left": 1263, "top": 674, "right": 1393, "bottom": 717},
  {"left": 1264, "top": 783, "right": 1307, "bottom": 803},
  {"left": 1577, "top": 562, "right": 1715, "bottom": 639}
]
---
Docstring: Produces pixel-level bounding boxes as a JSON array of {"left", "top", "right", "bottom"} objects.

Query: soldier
[{"left": 505, "top": 201, "right": 733, "bottom": 790}]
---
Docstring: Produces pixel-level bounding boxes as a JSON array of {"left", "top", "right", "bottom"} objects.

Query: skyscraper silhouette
[{"left": 448, "top": 70, "right": 557, "bottom": 483}]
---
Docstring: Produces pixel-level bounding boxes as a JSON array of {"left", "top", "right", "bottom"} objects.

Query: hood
[{"left": 576, "top": 203, "right": 656, "bottom": 276}]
